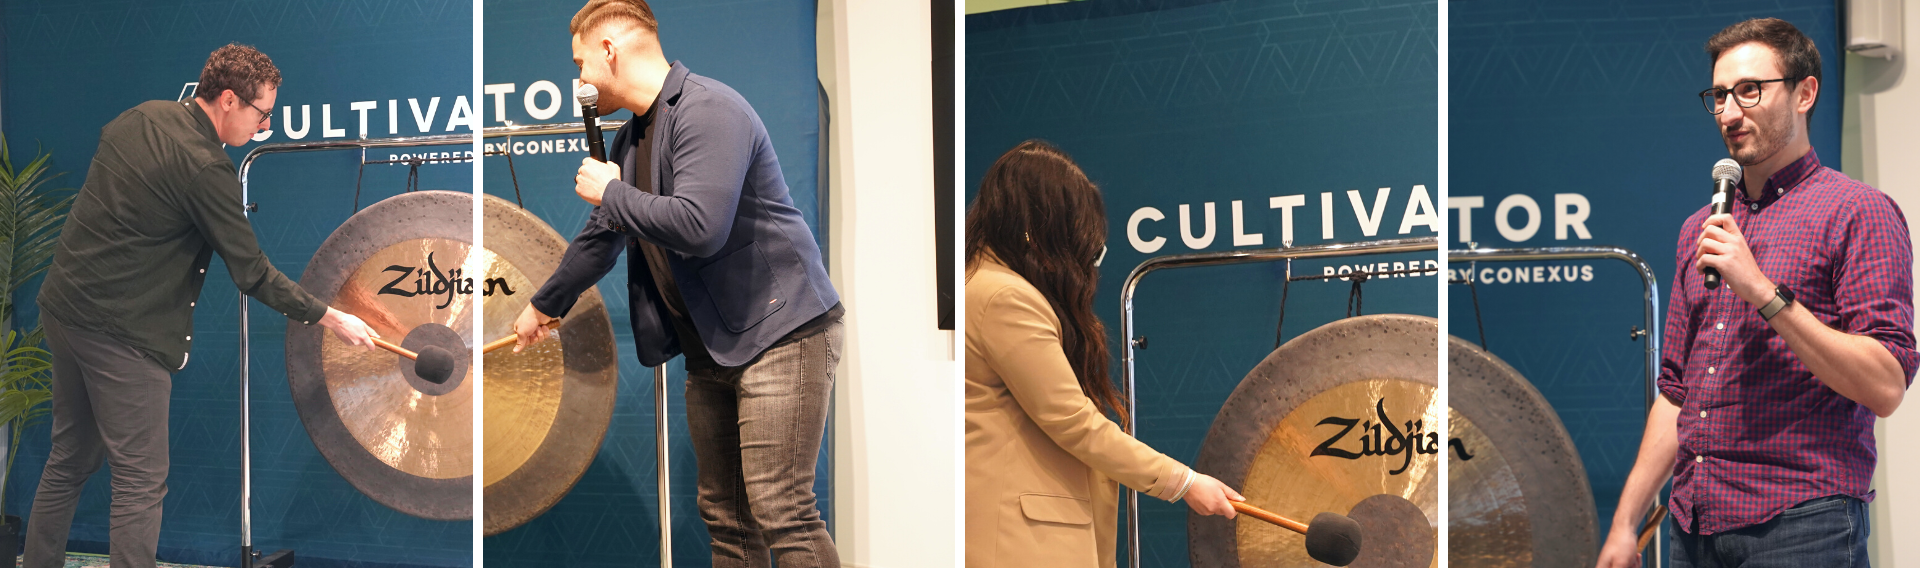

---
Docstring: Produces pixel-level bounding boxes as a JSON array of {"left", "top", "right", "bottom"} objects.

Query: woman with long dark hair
[{"left": 964, "top": 140, "right": 1241, "bottom": 567}]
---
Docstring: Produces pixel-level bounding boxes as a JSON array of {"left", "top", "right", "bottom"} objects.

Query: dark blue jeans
[{"left": 1670, "top": 495, "right": 1870, "bottom": 568}]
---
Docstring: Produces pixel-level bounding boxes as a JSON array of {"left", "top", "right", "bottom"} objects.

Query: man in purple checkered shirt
[{"left": 1595, "top": 18, "right": 1917, "bottom": 568}]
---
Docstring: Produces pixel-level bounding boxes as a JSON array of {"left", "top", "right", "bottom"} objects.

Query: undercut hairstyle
[
  {"left": 1706, "top": 17, "right": 1822, "bottom": 119},
  {"left": 966, "top": 140, "right": 1127, "bottom": 425},
  {"left": 196, "top": 43, "right": 280, "bottom": 104},
  {"left": 570, "top": 0, "right": 659, "bottom": 37}
]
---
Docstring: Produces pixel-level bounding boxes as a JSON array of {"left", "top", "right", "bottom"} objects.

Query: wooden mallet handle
[
  {"left": 482, "top": 318, "right": 564, "bottom": 354},
  {"left": 1636, "top": 504, "right": 1668, "bottom": 552},
  {"left": 370, "top": 337, "right": 418, "bottom": 360},
  {"left": 1232, "top": 501, "right": 1310, "bottom": 534}
]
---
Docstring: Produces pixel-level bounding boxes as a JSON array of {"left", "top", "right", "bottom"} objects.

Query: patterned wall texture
[
  {"left": 970, "top": 1, "right": 1438, "bottom": 565},
  {"left": 3, "top": 1, "right": 475, "bottom": 567},
  {"left": 1449, "top": 0, "right": 1842, "bottom": 560},
  {"left": 479, "top": 1, "right": 823, "bottom": 567}
]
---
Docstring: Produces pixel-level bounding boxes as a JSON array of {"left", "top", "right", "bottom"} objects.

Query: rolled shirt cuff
[
  {"left": 1143, "top": 460, "right": 1193, "bottom": 502},
  {"left": 1170, "top": 468, "right": 1198, "bottom": 502}
]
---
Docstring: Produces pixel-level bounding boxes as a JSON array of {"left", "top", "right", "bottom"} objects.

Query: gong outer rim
[
  {"left": 287, "top": 190, "right": 472, "bottom": 521},
  {"left": 1190, "top": 314, "right": 1440, "bottom": 568},
  {"left": 1447, "top": 334, "right": 1598, "bottom": 567},
  {"left": 480, "top": 193, "right": 620, "bottom": 536}
]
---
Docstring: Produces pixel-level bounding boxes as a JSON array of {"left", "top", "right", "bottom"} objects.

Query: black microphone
[
  {"left": 1704, "top": 158, "right": 1742, "bottom": 289},
  {"left": 577, "top": 83, "right": 607, "bottom": 162}
]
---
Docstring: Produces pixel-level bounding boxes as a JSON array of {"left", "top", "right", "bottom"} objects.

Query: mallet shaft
[
  {"left": 1637, "top": 504, "right": 1668, "bottom": 552},
  {"left": 1232, "top": 501, "right": 1309, "bottom": 535},
  {"left": 482, "top": 318, "right": 563, "bottom": 354},
  {"left": 370, "top": 337, "right": 418, "bottom": 360}
]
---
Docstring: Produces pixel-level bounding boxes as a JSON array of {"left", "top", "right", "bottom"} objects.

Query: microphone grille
[
  {"left": 1712, "top": 158, "right": 1742, "bottom": 183},
  {"left": 575, "top": 83, "right": 599, "bottom": 106}
]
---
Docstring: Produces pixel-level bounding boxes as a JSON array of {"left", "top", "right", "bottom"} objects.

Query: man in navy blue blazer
[{"left": 515, "top": 1, "right": 844, "bottom": 565}]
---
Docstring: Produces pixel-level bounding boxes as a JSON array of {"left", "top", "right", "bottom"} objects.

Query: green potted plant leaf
[
  {"left": 0, "top": 329, "right": 52, "bottom": 558},
  {"left": 0, "top": 134, "right": 74, "bottom": 562}
]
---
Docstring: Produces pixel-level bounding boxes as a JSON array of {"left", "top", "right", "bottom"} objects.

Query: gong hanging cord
[
  {"left": 354, "top": 153, "right": 479, "bottom": 212},
  {"left": 1273, "top": 259, "right": 1292, "bottom": 350},
  {"left": 1445, "top": 259, "right": 1491, "bottom": 350},
  {"left": 1273, "top": 266, "right": 1431, "bottom": 340},
  {"left": 1346, "top": 270, "right": 1367, "bottom": 318},
  {"left": 481, "top": 139, "right": 527, "bottom": 209}
]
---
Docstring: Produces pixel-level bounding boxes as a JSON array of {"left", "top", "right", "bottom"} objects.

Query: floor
[{"left": 16, "top": 553, "right": 215, "bottom": 568}]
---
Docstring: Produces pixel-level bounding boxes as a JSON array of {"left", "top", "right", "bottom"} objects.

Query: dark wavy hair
[{"left": 966, "top": 140, "right": 1124, "bottom": 424}]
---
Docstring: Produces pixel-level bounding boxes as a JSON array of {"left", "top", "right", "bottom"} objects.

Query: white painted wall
[
  {"left": 1841, "top": 1, "right": 1919, "bottom": 565},
  {"left": 817, "top": 2, "right": 961, "bottom": 567}
]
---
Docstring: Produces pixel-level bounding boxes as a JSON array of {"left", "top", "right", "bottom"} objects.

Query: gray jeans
[
  {"left": 684, "top": 318, "right": 842, "bottom": 568},
  {"left": 26, "top": 314, "right": 169, "bottom": 568}
]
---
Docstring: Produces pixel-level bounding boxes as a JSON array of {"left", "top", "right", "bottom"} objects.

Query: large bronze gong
[
  {"left": 1192, "top": 314, "right": 1440, "bottom": 568},
  {"left": 286, "top": 191, "right": 619, "bottom": 526},
  {"left": 480, "top": 194, "right": 620, "bottom": 535},
  {"left": 1447, "top": 335, "right": 1596, "bottom": 567},
  {"left": 288, "top": 190, "right": 478, "bottom": 520}
]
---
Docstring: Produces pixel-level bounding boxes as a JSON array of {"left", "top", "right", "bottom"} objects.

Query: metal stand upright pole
[
  {"left": 238, "top": 190, "right": 292, "bottom": 568},
  {"left": 656, "top": 365, "right": 673, "bottom": 568}
]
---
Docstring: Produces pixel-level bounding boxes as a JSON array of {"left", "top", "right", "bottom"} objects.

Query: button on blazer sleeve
[{"left": 974, "top": 282, "right": 1190, "bottom": 501}]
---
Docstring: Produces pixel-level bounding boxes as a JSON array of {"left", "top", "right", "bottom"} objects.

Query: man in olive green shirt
[{"left": 26, "top": 44, "right": 377, "bottom": 568}]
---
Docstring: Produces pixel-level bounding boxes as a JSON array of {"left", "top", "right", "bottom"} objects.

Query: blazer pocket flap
[
  {"left": 696, "top": 242, "right": 786, "bottom": 333},
  {"left": 1019, "top": 493, "right": 1093, "bottom": 525}
]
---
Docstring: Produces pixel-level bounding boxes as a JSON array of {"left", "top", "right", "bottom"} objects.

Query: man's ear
[{"left": 1795, "top": 75, "right": 1818, "bottom": 115}]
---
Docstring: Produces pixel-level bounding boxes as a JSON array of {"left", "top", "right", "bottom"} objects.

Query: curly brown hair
[
  {"left": 570, "top": 0, "right": 658, "bottom": 37},
  {"left": 196, "top": 43, "right": 280, "bottom": 104}
]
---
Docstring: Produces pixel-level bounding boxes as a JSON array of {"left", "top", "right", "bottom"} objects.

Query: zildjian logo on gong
[
  {"left": 377, "top": 252, "right": 516, "bottom": 309},
  {"left": 1310, "top": 398, "right": 1441, "bottom": 475}
]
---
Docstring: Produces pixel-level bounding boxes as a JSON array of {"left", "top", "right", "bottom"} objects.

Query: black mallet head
[
  {"left": 413, "top": 345, "right": 457, "bottom": 384},
  {"left": 1303, "top": 511, "right": 1364, "bottom": 566}
]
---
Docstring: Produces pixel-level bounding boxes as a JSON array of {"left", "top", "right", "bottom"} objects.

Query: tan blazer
[{"left": 965, "top": 257, "right": 1189, "bottom": 568}]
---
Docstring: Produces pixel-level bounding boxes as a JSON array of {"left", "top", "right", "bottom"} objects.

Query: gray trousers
[
  {"left": 25, "top": 314, "right": 169, "bottom": 568},
  {"left": 685, "top": 319, "right": 842, "bottom": 568}
]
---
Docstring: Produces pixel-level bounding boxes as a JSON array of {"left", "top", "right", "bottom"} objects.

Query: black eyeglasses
[
  {"left": 1699, "top": 77, "right": 1799, "bottom": 115},
  {"left": 243, "top": 99, "right": 274, "bottom": 124}
]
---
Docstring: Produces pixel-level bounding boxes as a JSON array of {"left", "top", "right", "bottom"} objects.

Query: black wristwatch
[{"left": 1758, "top": 284, "right": 1795, "bottom": 321}]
